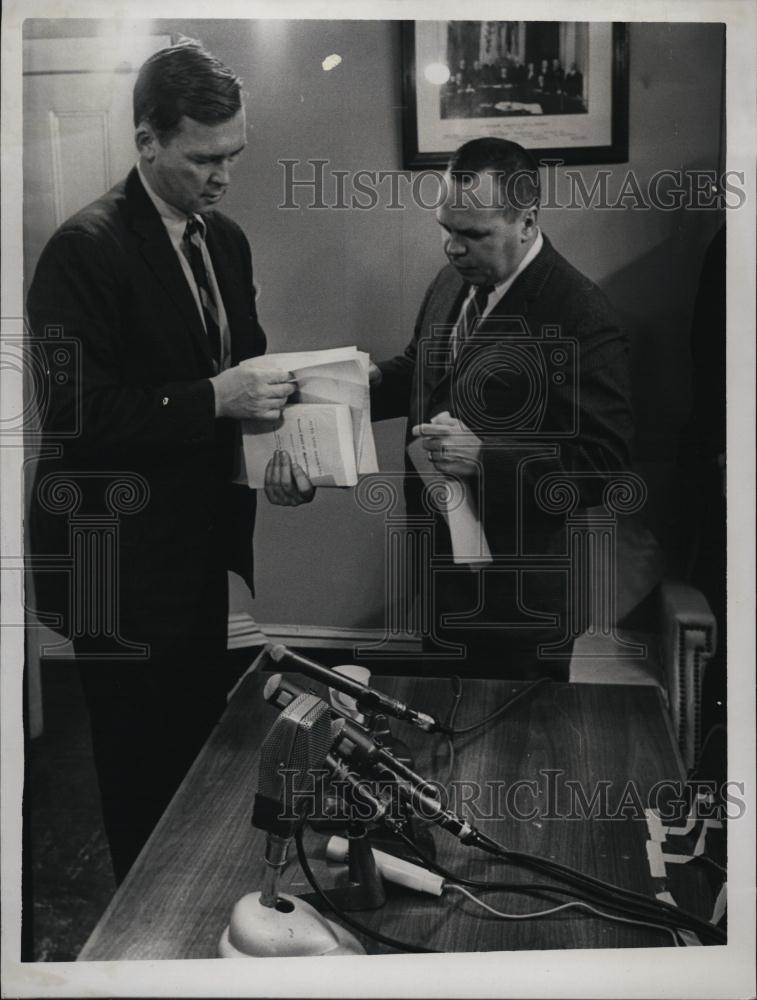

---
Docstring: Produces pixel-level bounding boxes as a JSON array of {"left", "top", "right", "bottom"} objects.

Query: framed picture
[{"left": 402, "top": 21, "right": 629, "bottom": 169}]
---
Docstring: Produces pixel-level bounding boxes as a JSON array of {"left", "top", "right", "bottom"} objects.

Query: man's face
[
  {"left": 138, "top": 108, "right": 247, "bottom": 215},
  {"left": 436, "top": 172, "right": 533, "bottom": 286}
]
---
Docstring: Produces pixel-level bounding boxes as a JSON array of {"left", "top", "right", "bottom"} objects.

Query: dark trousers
[
  {"left": 76, "top": 561, "right": 230, "bottom": 884},
  {"left": 421, "top": 563, "right": 573, "bottom": 681}
]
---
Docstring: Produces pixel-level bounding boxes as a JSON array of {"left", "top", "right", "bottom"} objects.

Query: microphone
[
  {"left": 251, "top": 691, "right": 341, "bottom": 905},
  {"left": 336, "top": 736, "right": 476, "bottom": 846},
  {"left": 263, "top": 673, "right": 442, "bottom": 800},
  {"left": 325, "top": 752, "right": 389, "bottom": 824},
  {"left": 262, "top": 676, "right": 476, "bottom": 849},
  {"left": 265, "top": 643, "right": 448, "bottom": 734},
  {"left": 219, "top": 692, "right": 365, "bottom": 958}
]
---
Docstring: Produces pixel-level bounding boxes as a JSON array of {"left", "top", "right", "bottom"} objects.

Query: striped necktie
[
  {"left": 182, "top": 217, "right": 222, "bottom": 369},
  {"left": 450, "top": 283, "right": 494, "bottom": 362}
]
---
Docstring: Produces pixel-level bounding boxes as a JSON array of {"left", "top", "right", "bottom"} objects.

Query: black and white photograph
[
  {"left": 0, "top": 1, "right": 754, "bottom": 997},
  {"left": 440, "top": 22, "right": 590, "bottom": 118},
  {"left": 404, "top": 20, "right": 628, "bottom": 168}
]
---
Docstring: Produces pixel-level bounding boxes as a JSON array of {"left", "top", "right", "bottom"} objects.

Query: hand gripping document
[
  {"left": 406, "top": 433, "right": 492, "bottom": 566},
  {"left": 239, "top": 347, "right": 379, "bottom": 487}
]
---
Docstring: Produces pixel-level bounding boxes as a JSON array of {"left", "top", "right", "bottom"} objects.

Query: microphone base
[{"left": 219, "top": 891, "right": 365, "bottom": 958}]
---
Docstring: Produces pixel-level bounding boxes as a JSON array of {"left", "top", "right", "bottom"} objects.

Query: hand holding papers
[
  {"left": 210, "top": 365, "right": 295, "bottom": 420},
  {"left": 409, "top": 413, "right": 491, "bottom": 566},
  {"left": 411, "top": 412, "right": 484, "bottom": 477},
  {"left": 240, "top": 347, "right": 379, "bottom": 488},
  {"left": 264, "top": 449, "right": 316, "bottom": 506}
]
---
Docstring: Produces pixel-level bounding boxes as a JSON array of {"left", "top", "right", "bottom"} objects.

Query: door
[{"left": 23, "top": 34, "right": 172, "bottom": 296}]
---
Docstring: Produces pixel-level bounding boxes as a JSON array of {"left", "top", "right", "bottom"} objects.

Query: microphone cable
[
  {"left": 295, "top": 824, "right": 682, "bottom": 952},
  {"left": 444, "top": 677, "right": 550, "bottom": 736},
  {"left": 403, "top": 678, "right": 726, "bottom": 945},
  {"left": 443, "top": 883, "right": 682, "bottom": 947},
  {"left": 439, "top": 674, "right": 463, "bottom": 786},
  {"left": 392, "top": 824, "right": 723, "bottom": 945},
  {"left": 469, "top": 829, "right": 727, "bottom": 944},
  {"left": 436, "top": 676, "right": 544, "bottom": 786}
]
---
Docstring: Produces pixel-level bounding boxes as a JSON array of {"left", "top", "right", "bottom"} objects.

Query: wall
[{"left": 23, "top": 18, "right": 726, "bottom": 631}]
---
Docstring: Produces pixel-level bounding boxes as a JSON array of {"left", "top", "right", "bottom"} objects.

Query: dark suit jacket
[
  {"left": 27, "top": 167, "right": 265, "bottom": 640},
  {"left": 372, "top": 234, "right": 633, "bottom": 575}
]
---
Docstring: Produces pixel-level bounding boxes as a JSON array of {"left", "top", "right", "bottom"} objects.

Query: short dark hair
[
  {"left": 447, "top": 138, "right": 541, "bottom": 218},
  {"left": 133, "top": 38, "right": 242, "bottom": 141}
]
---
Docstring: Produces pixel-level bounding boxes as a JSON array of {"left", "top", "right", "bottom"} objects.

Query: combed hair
[
  {"left": 133, "top": 38, "right": 242, "bottom": 141},
  {"left": 448, "top": 138, "right": 541, "bottom": 218}
]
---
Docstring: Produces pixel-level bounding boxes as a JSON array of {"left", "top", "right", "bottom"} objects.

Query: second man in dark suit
[{"left": 369, "top": 138, "right": 633, "bottom": 680}]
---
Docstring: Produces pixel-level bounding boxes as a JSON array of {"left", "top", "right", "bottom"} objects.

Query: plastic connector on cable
[{"left": 326, "top": 835, "right": 444, "bottom": 897}]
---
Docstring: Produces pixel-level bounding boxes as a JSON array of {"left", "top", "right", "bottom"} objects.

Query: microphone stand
[
  {"left": 258, "top": 833, "right": 290, "bottom": 908},
  {"left": 218, "top": 692, "right": 365, "bottom": 958},
  {"left": 304, "top": 823, "right": 387, "bottom": 914},
  {"left": 303, "top": 725, "right": 436, "bottom": 915},
  {"left": 302, "top": 751, "right": 386, "bottom": 912},
  {"left": 219, "top": 824, "right": 367, "bottom": 957}
]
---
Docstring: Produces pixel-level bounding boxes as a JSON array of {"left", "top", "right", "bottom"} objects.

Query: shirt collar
[
  {"left": 462, "top": 229, "right": 544, "bottom": 314},
  {"left": 136, "top": 162, "right": 205, "bottom": 247},
  {"left": 492, "top": 228, "right": 544, "bottom": 297}
]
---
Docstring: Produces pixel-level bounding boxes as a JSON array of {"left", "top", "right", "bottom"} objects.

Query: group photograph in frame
[{"left": 402, "top": 20, "right": 629, "bottom": 168}]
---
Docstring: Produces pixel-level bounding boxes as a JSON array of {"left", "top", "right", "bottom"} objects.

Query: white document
[
  {"left": 407, "top": 436, "right": 492, "bottom": 566},
  {"left": 240, "top": 347, "right": 378, "bottom": 487},
  {"left": 243, "top": 404, "right": 358, "bottom": 487}
]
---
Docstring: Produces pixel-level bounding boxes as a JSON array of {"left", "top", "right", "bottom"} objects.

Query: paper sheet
[
  {"left": 407, "top": 436, "right": 492, "bottom": 565},
  {"left": 243, "top": 404, "right": 357, "bottom": 487},
  {"left": 240, "top": 348, "right": 378, "bottom": 482}
]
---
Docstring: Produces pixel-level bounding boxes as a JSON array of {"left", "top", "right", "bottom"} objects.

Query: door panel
[{"left": 23, "top": 35, "right": 171, "bottom": 291}]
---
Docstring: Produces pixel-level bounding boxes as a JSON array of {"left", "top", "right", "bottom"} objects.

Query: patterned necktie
[
  {"left": 450, "top": 283, "right": 494, "bottom": 362},
  {"left": 182, "top": 217, "right": 222, "bottom": 369}
]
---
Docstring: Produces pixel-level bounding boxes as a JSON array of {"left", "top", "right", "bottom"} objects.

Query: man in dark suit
[
  {"left": 369, "top": 138, "right": 633, "bottom": 680},
  {"left": 27, "top": 40, "right": 310, "bottom": 881},
  {"left": 564, "top": 62, "right": 584, "bottom": 100}
]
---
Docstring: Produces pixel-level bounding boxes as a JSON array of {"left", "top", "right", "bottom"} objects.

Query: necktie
[
  {"left": 450, "top": 284, "right": 494, "bottom": 362},
  {"left": 182, "top": 217, "right": 222, "bottom": 369}
]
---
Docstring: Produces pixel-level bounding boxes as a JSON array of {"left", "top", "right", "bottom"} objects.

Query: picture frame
[{"left": 401, "top": 21, "right": 629, "bottom": 169}]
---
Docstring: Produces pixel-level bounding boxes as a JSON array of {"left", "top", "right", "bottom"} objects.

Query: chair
[{"left": 570, "top": 577, "right": 717, "bottom": 774}]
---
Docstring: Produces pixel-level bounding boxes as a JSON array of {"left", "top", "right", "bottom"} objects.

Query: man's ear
[
  {"left": 521, "top": 206, "right": 539, "bottom": 240},
  {"left": 135, "top": 121, "right": 157, "bottom": 161}
]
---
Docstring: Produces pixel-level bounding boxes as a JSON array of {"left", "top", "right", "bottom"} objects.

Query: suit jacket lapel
[
  {"left": 422, "top": 239, "right": 558, "bottom": 420},
  {"left": 476, "top": 235, "right": 556, "bottom": 339},
  {"left": 424, "top": 272, "right": 468, "bottom": 407},
  {"left": 125, "top": 168, "right": 215, "bottom": 372}
]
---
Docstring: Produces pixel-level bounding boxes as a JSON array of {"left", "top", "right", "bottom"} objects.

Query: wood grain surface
[{"left": 79, "top": 673, "right": 709, "bottom": 959}]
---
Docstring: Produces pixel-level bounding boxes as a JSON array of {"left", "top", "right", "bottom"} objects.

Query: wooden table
[{"left": 80, "top": 672, "right": 710, "bottom": 958}]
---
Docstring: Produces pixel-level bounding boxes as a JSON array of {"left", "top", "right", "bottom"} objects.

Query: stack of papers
[
  {"left": 406, "top": 435, "right": 492, "bottom": 566},
  {"left": 240, "top": 347, "right": 379, "bottom": 488}
]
